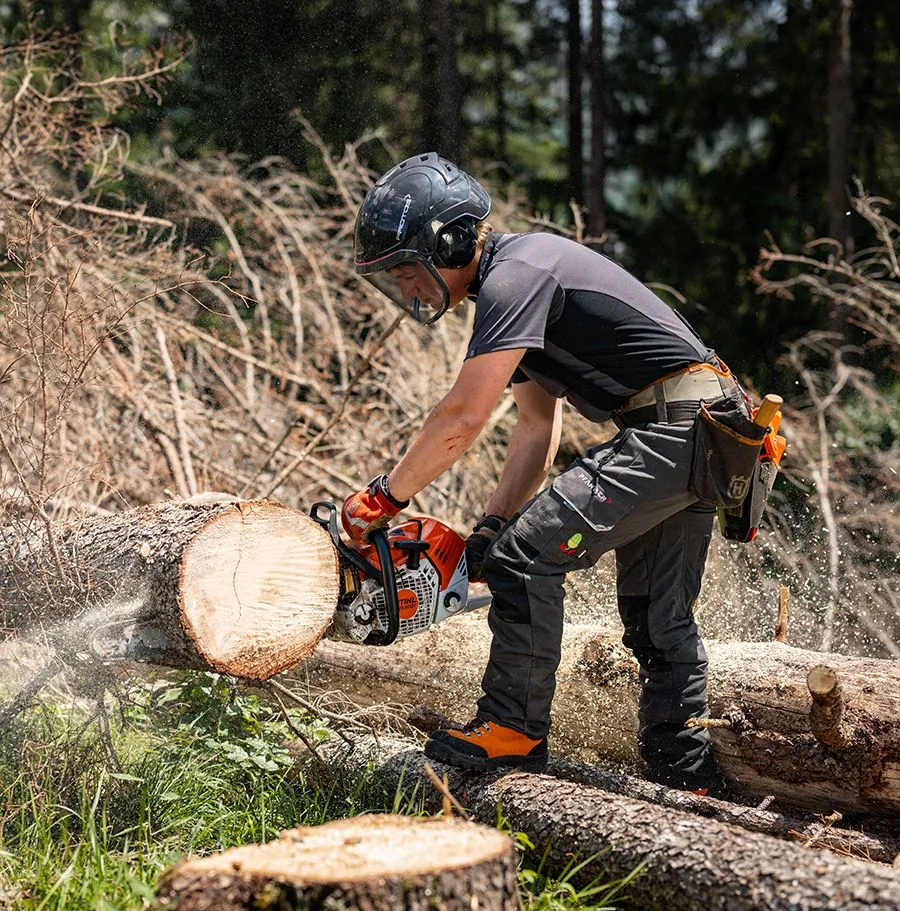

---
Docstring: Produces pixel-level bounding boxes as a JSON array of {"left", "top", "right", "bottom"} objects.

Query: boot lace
[{"left": 459, "top": 718, "right": 493, "bottom": 738}]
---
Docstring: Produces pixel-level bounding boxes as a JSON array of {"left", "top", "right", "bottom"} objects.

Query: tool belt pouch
[
  {"left": 719, "top": 457, "right": 780, "bottom": 541},
  {"left": 689, "top": 399, "right": 767, "bottom": 507}
]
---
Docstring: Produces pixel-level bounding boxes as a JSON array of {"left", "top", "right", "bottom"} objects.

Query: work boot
[{"left": 424, "top": 718, "right": 548, "bottom": 772}]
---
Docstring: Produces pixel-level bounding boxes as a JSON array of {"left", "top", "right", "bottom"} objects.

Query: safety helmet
[{"left": 354, "top": 152, "right": 491, "bottom": 324}]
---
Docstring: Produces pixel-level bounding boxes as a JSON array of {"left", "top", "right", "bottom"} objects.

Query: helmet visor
[{"left": 361, "top": 259, "right": 450, "bottom": 325}]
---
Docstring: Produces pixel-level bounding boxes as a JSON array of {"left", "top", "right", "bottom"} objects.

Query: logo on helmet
[{"left": 396, "top": 195, "right": 412, "bottom": 240}]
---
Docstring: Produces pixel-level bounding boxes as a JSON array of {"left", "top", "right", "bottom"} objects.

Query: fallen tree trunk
[
  {"left": 0, "top": 499, "right": 339, "bottom": 679},
  {"left": 156, "top": 814, "right": 519, "bottom": 911},
  {"left": 300, "top": 615, "right": 900, "bottom": 818},
  {"left": 307, "top": 734, "right": 900, "bottom": 911}
]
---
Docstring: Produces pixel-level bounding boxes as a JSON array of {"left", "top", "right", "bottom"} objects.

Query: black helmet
[{"left": 354, "top": 152, "right": 491, "bottom": 324}]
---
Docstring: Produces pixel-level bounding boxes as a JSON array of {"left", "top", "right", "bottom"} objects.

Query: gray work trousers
[{"left": 480, "top": 418, "right": 717, "bottom": 788}]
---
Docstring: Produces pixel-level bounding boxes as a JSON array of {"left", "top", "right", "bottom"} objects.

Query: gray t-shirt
[{"left": 466, "top": 233, "right": 716, "bottom": 422}]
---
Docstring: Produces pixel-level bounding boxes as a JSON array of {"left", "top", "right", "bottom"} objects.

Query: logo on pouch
[
  {"left": 727, "top": 476, "right": 750, "bottom": 502},
  {"left": 559, "top": 532, "right": 583, "bottom": 555},
  {"left": 396, "top": 195, "right": 412, "bottom": 239}
]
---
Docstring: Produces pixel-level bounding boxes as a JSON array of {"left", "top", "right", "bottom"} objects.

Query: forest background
[{"left": 1, "top": 0, "right": 898, "bottom": 656}]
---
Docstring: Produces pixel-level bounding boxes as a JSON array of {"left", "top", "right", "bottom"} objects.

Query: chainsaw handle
[
  {"left": 309, "top": 500, "right": 383, "bottom": 583},
  {"left": 365, "top": 528, "right": 401, "bottom": 646}
]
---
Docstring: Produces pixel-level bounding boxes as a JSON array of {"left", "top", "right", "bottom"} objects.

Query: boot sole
[{"left": 424, "top": 738, "right": 548, "bottom": 773}]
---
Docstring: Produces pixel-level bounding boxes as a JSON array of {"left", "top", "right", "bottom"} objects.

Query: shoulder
[{"left": 479, "top": 234, "right": 567, "bottom": 301}]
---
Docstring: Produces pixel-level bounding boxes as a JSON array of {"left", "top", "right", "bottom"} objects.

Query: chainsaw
[{"left": 309, "top": 501, "right": 486, "bottom": 646}]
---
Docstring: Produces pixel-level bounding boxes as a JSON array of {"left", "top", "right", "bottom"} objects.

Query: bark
[
  {"left": 308, "top": 734, "right": 900, "bottom": 911},
  {"left": 1, "top": 499, "right": 339, "bottom": 679},
  {"left": 301, "top": 617, "right": 900, "bottom": 818},
  {"left": 155, "top": 814, "right": 519, "bottom": 911}
]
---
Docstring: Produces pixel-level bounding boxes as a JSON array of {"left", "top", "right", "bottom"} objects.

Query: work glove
[
  {"left": 465, "top": 514, "right": 506, "bottom": 583},
  {"left": 341, "top": 474, "right": 409, "bottom": 544}
]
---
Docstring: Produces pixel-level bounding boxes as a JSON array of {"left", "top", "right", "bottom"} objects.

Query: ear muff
[{"left": 432, "top": 220, "right": 477, "bottom": 269}]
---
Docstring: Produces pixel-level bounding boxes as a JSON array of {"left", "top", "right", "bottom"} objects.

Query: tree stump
[
  {"left": 0, "top": 499, "right": 340, "bottom": 679},
  {"left": 155, "top": 814, "right": 520, "bottom": 911}
]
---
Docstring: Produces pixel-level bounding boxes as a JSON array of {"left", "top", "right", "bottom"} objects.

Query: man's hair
[{"left": 475, "top": 219, "right": 493, "bottom": 247}]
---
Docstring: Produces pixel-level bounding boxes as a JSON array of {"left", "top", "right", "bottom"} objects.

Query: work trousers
[{"left": 480, "top": 418, "right": 718, "bottom": 789}]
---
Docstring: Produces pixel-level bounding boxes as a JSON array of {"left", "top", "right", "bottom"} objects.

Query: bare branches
[{"left": 749, "top": 188, "right": 900, "bottom": 656}]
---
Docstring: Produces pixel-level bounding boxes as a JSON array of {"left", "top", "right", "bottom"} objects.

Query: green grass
[{"left": 0, "top": 673, "right": 639, "bottom": 910}]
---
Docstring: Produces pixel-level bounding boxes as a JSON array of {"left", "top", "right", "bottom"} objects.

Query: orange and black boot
[{"left": 424, "top": 719, "right": 548, "bottom": 772}]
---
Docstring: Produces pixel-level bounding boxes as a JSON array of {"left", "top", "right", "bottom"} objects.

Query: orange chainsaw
[{"left": 309, "top": 502, "right": 486, "bottom": 646}]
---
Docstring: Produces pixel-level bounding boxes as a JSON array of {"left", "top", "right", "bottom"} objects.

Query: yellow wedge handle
[{"left": 754, "top": 393, "right": 783, "bottom": 427}]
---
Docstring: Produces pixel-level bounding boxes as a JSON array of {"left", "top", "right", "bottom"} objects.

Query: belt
[{"left": 614, "top": 363, "right": 738, "bottom": 429}]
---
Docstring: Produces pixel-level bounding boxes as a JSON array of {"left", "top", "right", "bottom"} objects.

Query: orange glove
[{"left": 341, "top": 475, "right": 409, "bottom": 543}]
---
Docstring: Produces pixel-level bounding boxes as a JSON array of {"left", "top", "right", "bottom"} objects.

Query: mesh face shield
[{"left": 358, "top": 254, "right": 451, "bottom": 325}]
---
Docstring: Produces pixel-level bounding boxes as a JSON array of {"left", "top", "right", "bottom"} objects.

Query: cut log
[
  {"left": 0, "top": 499, "right": 339, "bottom": 679},
  {"left": 155, "top": 813, "right": 519, "bottom": 911},
  {"left": 308, "top": 734, "right": 900, "bottom": 911},
  {"left": 300, "top": 615, "right": 900, "bottom": 818}
]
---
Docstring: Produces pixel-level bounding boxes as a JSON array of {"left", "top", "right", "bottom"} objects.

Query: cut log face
[
  {"left": 1, "top": 499, "right": 340, "bottom": 680},
  {"left": 156, "top": 814, "right": 520, "bottom": 911},
  {"left": 179, "top": 502, "right": 339, "bottom": 677}
]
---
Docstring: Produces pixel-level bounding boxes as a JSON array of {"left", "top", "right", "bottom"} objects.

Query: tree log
[
  {"left": 1, "top": 499, "right": 339, "bottom": 679},
  {"left": 308, "top": 734, "right": 900, "bottom": 911},
  {"left": 155, "top": 814, "right": 519, "bottom": 911},
  {"left": 300, "top": 615, "right": 900, "bottom": 818}
]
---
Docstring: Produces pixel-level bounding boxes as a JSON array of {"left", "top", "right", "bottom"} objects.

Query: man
[{"left": 342, "top": 152, "right": 748, "bottom": 792}]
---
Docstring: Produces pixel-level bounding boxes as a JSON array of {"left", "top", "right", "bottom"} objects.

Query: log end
[
  {"left": 157, "top": 814, "right": 519, "bottom": 911},
  {"left": 179, "top": 501, "right": 340, "bottom": 679}
]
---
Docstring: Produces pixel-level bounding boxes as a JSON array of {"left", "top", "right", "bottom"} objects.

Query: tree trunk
[
  {"left": 307, "top": 735, "right": 900, "bottom": 911},
  {"left": 156, "top": 814, "right": 519, "bottom": 911},
  {"left": 1, "top": 499, "right": 339, "bottom": 679},
  {"left": 301, "top": 617, "right": 900, "bottom": 818},
  {"left": 586, "top": 0, "right": 606, "bottom": 243},
  {"left": 827, "top": 0, "right": 853, "bottom": 253},
  {"left": 420, "top": 0, "right": 463, "bottom": 162},
  {"left": 567, "top": 0, "right": 584, "bottom": 206}
]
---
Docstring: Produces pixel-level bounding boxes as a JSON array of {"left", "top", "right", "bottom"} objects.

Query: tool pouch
[
  {"left": 689, "top": 398, "right": 767, "bottom": 507},
  {"left": 717, "top": 457, "right": 779, "bottom": 542}
]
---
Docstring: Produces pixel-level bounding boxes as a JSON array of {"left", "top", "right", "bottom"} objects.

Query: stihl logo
[
  {"left": 396, "top": 195, "right": 412, "bottom": 239},
  {"left": 397, "top": 588, "right": 419, "bottom": 620}
]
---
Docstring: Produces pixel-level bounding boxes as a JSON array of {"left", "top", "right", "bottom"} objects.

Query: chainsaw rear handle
[{"left": 308, "top": 501, "right": 400, "bottom": 647}]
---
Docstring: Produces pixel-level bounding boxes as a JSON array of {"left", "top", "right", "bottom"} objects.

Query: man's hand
[
  {"left": 465, "top": 514, "right": 507, "bottom": 582},
  {"left": 341, "top": 475, "right": 409, "bottom": 543}
]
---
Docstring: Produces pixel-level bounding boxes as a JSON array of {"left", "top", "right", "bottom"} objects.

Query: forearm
[
  {"left": 485, "top": 408, "right": 561, "bottom": 519},
  {"left": 387, "top": 400, "right": 482, "bottom": 502}
]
